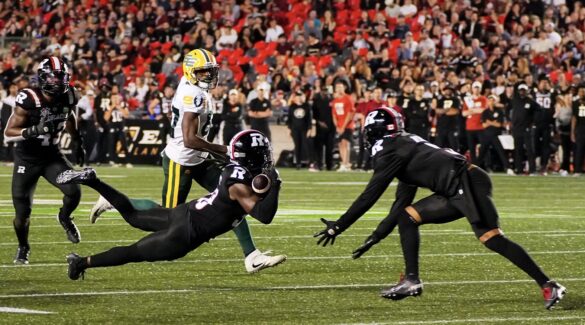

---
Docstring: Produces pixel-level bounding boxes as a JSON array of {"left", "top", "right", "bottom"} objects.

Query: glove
[
  {"left": 22, "top": 120, "right": 53, "bottom": 139},
  {"left": 352, "top": 234, "right": 380, "bottom": 259},
  {"left": 314, "top": 218, "right": 341, "bottom": 247},
  {"left": 268, "top": 168, "right": 282, "bottom": 186},
  {"left": 75, "top": 138, "right": 86, "bottom": 166}
]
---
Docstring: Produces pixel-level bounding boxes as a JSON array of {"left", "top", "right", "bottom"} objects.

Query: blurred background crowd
[{"left": 0, "top": 0, "right": 585, "bottom": 175}]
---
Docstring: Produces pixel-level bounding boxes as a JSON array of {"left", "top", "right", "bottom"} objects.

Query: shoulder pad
[
  {"left": 223, "top": 164, "right": 253, "bottom": 186},
  {"left": 15, "top": 88, "right": 42, "bottom": 110}
]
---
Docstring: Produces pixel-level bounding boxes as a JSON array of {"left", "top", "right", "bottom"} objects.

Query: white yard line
[
  {"left": 0, "top": 307, "right": 55, "bottom": 314},
  {"left": 344, "top": 315, "right": 585, "bottom": 325},
  {"left": 0, "top": 277, "right": 584, "bottom": 299},
  {"left": 2, "top": 250, "right": 585, "bottom": 268}
]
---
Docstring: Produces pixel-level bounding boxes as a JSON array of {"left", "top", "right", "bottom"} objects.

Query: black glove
[
  {"left": 268, "top": 168, "right": 282, "bottom": 186},
  {"left": 314, "top": 218, "right": 341, "bottom": 247},
  {"left": 75, "top": 138, "right": 86, "bottom": 166},
  {"left": 352, "top": 234, "right": 380, "bottom": 259},
  {"left": 22, "top": 120, "right": 53, "bottom": 139}
]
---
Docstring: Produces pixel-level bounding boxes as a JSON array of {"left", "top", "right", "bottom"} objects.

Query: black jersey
[
  {"left": 336, "top": 132, "right": 467, "bottom": 230},
  {"left": 397, "top": 95, "right": 412, "bottom": 111},
  {"left": 14, "top": 87, "right": 78, "bottom": 160},
  {"left": 572, "top": 99, "right": 585, "bottom": 134},
  {"left": 534, "top": 90, "right": 556, "bottom": 126},
  {"left": 436, "top": 96, "right": 461, "bottom": 130},
  {"left": 188, "top": 164, "right": 250, "bottom": 239},
  {"left": 404, "top": 98, "right": 431, "bottom": 130}
]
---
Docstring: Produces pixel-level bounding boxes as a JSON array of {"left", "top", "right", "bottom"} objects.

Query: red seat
[
  {"left": 293, "top": 55, "right": 305, "bottom": 66},
  {"left": 254, "top": 41, "right": 267, "bottom": 51},
  {"left": 318, "top": 55, "right": 333, "bottom": 68},
  {"left": 256, "top": 64, "right": 269, "bottom": 75},
  {"left": 358, "top": 48, "right": 368, "bottom": 57}
]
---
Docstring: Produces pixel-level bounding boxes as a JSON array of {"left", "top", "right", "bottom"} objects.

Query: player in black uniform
[
  {"left": 533, "top": 76, "right": 556, "bottom": 174},
  {"left": 434, "top": 84, "right": 461, "bottom": 151},
  {"left": 58, "top": 130, "right": 281, "bottom": 279},
  {"left": 314, "top": 107, "right": 566, "bottom": 309},
  {"left": 3, "top": 56, "right": 84, "bottom": 264}
]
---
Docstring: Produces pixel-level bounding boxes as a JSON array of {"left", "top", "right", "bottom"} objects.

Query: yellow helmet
[{"left": 183, "top": 49, "right": 219, "bottom": 90}]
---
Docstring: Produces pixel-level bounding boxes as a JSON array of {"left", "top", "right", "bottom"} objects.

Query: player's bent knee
[
  {"left": 479, "top": 228, "right": 504, "bottom": 244},
  {"left": 405, "top": 206, "right": 422, "bottom": 224}
]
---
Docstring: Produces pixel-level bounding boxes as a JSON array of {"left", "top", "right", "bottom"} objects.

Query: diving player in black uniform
[
  {"left": 314, "top": 107, "right": 566, "bottom": 309},
  {"left": 58, "top": 130, "right": 281, "bottom": 280},
  {"left": 3, "top": 56, "right": 84, "bottom": 264}
]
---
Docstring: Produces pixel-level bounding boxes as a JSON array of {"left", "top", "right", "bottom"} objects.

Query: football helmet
[
  {"left": 229, "top": 130, "right": 274, "bottom": 175},
  {"left": 38, "top": 56, "right": 71, "bottom": 96},
  {"left": 183, "top": 49, "right": 219, "bottom": 90},
  {"left": 364, "top": 106, "right": 404, "bottom": 147}
]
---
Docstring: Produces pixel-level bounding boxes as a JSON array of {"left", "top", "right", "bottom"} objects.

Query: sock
[
  {"left": 232, "top": 218, "right": 256, "bottom": 256},
  {"left": 130, "top": 199, "right": 160, "bottom": 210},
  {"left": 484, "top": 236, "right": 550, "bottom": 287},
  {"left": 13, "top": 218, "right": 30, "bottom": 248},
  {"left": 398, "top": 211, "right": 420, "bottom": 280}
]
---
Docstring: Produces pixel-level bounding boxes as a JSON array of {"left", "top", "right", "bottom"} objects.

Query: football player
[
  {"left": 314, "top": 107, "right": 566, "bottom": 309},
  {"left": 3, "top": 56, "right": 84, "bottom": 264},
  {"left": 88, "top": 49, "right": 286, "bottom": 273},
  {"left": 59, "top": 130, "right": 281, "bottom": 279}
]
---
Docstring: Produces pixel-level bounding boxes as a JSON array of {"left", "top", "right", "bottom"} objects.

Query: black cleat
[
  {"left": 542, "top": 280, "right": 566, "bottom": 310},
  {"left": 66, "top": 253, "right": 86, "bottom": 280},
  {"left": 56, "top": 168, "right": 97, "bottom": 185},
  {"left": 58, "top": 215, "right": 81, "bottom": 243},
  {"left": 13, "top": 246, "right": 30, "bottom": 265},
  {"left": 381, "top": 274, "right": 423, "bottom": 300}
]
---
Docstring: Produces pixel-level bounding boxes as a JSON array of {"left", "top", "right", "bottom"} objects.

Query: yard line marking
[
  {"left": 3, "top": 250, "right": 585, "bottom": 268},
  {"left": 343, "top": 315, "right": 585, "bottom": 325},
  {"left": 0, "top": 307, "right": 55, "bottom": 314},
  {"left": 0, "top": 277, "right": 584, "bottom": 299}
]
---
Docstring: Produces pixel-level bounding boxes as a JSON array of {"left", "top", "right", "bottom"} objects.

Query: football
[{"left": 252, "top": 174, "right": 271, "bottom": 194}]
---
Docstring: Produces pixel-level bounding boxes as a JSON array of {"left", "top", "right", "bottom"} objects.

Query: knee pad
[
  {"left": 398, "top": 207, "right": 421, "bottom": 227},
  {"left": 481, "top": 229, "right": 505, "bottom": 248}
]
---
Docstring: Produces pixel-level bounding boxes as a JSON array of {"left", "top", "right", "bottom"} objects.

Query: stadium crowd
[{"left": 0, "top": 0, "right": 584, "bottom": 175}]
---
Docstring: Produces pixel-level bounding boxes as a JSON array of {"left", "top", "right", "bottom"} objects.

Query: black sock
[
  {"left": 87, "top": 245, "right": 142, "bottom": 268},
  {"left": 13, "top": 218, "right": 30, "bottom": 248},
  {"left": 484, "top": 236, "right": 550, "bottom": 287},
  {"left": 86, "top": 179, "right": 136, "bottom": 215},
  {"left": 398, "top": 211, "right": 420, "bottom": 280}
]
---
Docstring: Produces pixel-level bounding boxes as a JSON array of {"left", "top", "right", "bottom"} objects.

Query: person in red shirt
[
  {"left": 331, "top": 81, "right": 355, "bottom": 172},
  {"left": 462, "top": 81, "right": 488, "bottom": 164}
]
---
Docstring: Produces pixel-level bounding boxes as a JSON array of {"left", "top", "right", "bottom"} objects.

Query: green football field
[{"left": 1, "top": 165, "right": 585, "bottom": 324}]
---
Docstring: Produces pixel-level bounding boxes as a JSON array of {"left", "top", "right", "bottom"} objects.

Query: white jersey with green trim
[{"left": 163, "top": 76, "right": 213, "bottom": 166}]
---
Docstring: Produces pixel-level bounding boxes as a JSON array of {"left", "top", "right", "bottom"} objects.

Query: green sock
[
  {"left": 232, "top": 218, "right": 256, "bottom": 256},
  {"left": 129, "top": 199, "right": 160, "bottom": 210}
]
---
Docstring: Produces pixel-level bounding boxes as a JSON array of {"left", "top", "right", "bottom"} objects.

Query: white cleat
[
  {"left": 244, "top": 249, "right": 287, "bottom": 273},
  {"left": 506, "top": 168, "right": 516, "bottom": 176},
  {"left": 89, "top": 196, "right": 114, "bottom": 224}
]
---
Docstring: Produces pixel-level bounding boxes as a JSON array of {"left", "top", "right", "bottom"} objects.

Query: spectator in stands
[
  {"left": 265, "top": 18, "right": 284, "bottom": 42},
  {"left": 248, "top": 83, "right": 273, "bottom": 140},
  {"left": 288, "top": 90, "right": 311, "bottom": 169},
  {"left": 216, "top": 19, "right": 238, "bottom": 50},
  {"left": 393, "top": 14, "right": 410, "bottom": 40},
  {"left": 321, "top": 10, "right": 336, "bottom": 40},
  {"left": 331, "top": 81, "right": 355, "bottom": 172}
]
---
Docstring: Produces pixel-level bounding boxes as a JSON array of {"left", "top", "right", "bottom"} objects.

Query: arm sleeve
[
  {"left": 335, "top": 153, "right": 402, "bottom": 231},
  {"left": 250, "top": 173, "right": 281, "bottom": 224},
  {"left": 372, "top": 181, "right": 418, "bottom": 239}
]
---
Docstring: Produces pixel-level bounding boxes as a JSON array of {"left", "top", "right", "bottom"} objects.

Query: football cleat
[
  {"left": 58, "top": 215, "right": 81, "bottom": 244},
  {"left": 380, "top": 274, "right": 423, "bottom": 300},
  {"left": 66, "top": 253, "right": 86, "bottom": 280},
  {"left": 90, "top": 195, "right": 114, "bottom": 224},
  {"left": 57, "top": 168, "right": 97, "bottom": 185},
  {"left": 542, "top": 280, "right": 566, "bottom": 310},
  {"left": 13, "top": 246, "right": 30, "bottom": 265},
  {"left": 244, "top": 249, "right": 287, "bottom": 273}
]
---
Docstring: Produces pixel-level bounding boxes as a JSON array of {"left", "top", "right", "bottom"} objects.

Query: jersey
[
  {"left": 436, "top": 96, "right": 461, "bottom": 130},
  {"left": 336, "top": 132, "right": 467, "bottom": 230},
  {"left": 572, "top": 99, "right": 585, "bottom": 134},
  {"left": 188, "top": 164, "right": 250, "bottom": 239},
  {"left": 14, "top": 87, "right": 78, "bottom": 160},
  {"left": 404, "top": 98, "right": 431, "bottom": 131},
  {"left": 164, "top": 76, "right": 213, "bottom": 166},
  {"left": 534, "top": 90, "right": 556, "bottom": 126}
]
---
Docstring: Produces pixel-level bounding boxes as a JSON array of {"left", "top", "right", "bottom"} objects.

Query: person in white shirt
[{"left": 265, "top": 18, "right": 284, "bottom": 42}]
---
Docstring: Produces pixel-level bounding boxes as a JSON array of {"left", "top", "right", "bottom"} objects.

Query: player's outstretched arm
[
  {"left": 229, "top": 169, "right": 281, "bottom": 224},
  {"left": 182, "top": 111, "right": 228, "bottom": 156}
]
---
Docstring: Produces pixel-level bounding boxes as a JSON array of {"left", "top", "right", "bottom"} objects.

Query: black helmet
[
  {"left": 229, "top": 130, "right": 274, "bottom": 175},
  {"left": 364, "top": 107, "right": 404, "bottom": 147},
  {"left": 38, "top": 56, "right": 70, "bottom": 96}
]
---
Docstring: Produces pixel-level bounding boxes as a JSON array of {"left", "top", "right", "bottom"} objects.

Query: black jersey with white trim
[
  {"left": 188, "top": 164, "right": 250, "bottom": 239},
  {"left": 14, "top": 87, "right": 78, "bottom": 160},
  {"left": 336, "top": 132, "right": 468, "bottom": 230}
]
